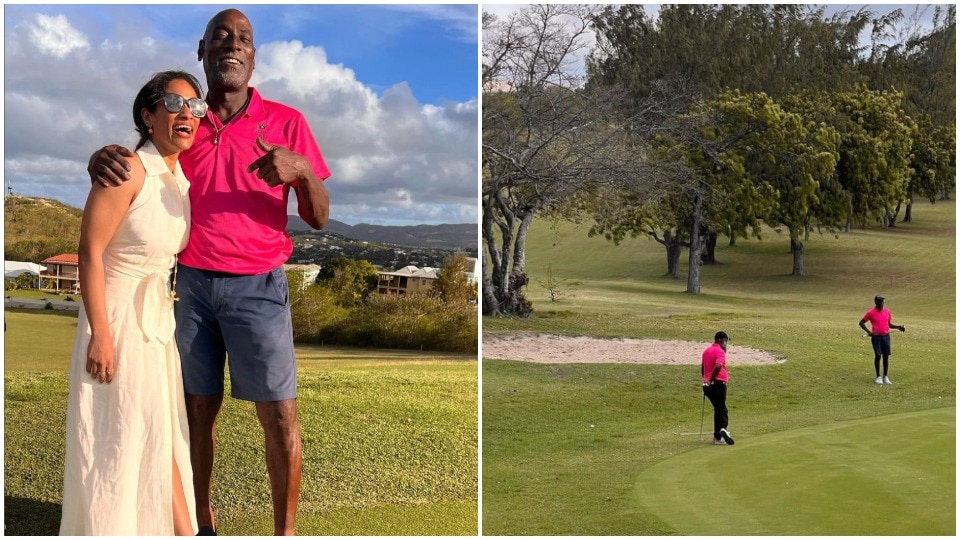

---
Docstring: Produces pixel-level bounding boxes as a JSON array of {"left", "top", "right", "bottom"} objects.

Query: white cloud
[
  {"left": 3, "top": 11, "right": 478, "bottom": 227},
  {"left": 25, "top": 14, "right": 90, "bottom": 58},
  {"left": 251, "top": 40, "right": 477, "bottom": 225}
]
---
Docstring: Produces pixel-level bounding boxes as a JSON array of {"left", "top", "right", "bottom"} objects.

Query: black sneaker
[
  {"left": 719, "top": 428, "right": 735, "bottom": 445},
  {"left": 197, "top": 526, "right": 217, "bottom": 536}
]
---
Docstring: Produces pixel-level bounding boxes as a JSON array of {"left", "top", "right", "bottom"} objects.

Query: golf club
[{"left": 699, "top": 391, "right": 706, "bottom": 441}]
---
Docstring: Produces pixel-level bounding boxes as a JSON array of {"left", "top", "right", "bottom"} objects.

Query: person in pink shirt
[
  {"left": 859, "top": 294, "right": 906, "bottom": 385},
  {"left": 701, "top": 331, "right": 734, "bottom": 445},
  {"left": 87, "top": 9, "right": 329, "bottom": 535}
]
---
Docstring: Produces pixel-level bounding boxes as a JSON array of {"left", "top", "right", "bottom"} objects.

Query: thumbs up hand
[{"left": 246, "top": 137, "right": 310, "bottom": 188}]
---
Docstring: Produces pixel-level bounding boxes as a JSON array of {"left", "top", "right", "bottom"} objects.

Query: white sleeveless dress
[{"left": 60, "top": 141, "right": 197, "bottom": 535}]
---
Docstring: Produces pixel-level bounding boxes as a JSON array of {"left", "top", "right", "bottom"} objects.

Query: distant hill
[
  {"left": 2, "top": 196, "right": 477, "bottom": 269},
  {"left": 4, "top": 196, "right": 83, "bottom": 262},
  {"left": 288, "top": 215, "right": 477, "bottom": 251}
]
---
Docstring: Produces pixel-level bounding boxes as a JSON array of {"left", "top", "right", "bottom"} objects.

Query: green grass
[
  {"left": 638, "top": 408, "right": 954, "bottom": 535},
  {"left": 4, "top": 310, "right": 478, "bottom": 536},
  {"left": 4, "top": 290, "right": 78, "bottom": 302},
  {"left": 482, "top": 200, "right": 955, "bottom": 535}
]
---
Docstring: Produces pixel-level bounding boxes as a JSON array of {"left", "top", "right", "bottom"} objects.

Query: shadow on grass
[{"left": 4, "top": 497, "right": 61, "bottom": 536}]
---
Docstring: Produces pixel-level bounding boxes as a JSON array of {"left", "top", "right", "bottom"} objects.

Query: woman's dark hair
[{"left": 132, "top": 70, "right": 204, "bottom": 150}]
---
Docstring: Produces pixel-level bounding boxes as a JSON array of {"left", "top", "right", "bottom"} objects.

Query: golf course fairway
[{"left": 635, "top": 407, "right": 955, "bottom": 535}]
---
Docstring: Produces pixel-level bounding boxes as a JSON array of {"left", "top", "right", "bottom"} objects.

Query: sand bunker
[{"left": 482, "top": 332, "right": 782, "bottom": 365}]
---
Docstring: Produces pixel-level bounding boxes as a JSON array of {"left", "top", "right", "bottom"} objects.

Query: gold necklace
[{"left": 212, "top": 94, "right": 251, "bottom": 145}]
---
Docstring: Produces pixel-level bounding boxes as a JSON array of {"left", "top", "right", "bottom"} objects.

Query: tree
[
  {"left": 861, "top": 5, "right": 956, "bottom": 125},
  {"left": 588, "top": 4, "right": 870, "bottom": 102},
  {"left": 583, "top": 4, "right": 871, "bottom": 292},
  {"left": 706, "top": 91, "right": 840, "bottom": 276},
  {"left": 432, "top": 252, "right": 474, "bottom": 304},
  {"left": 483, "top": 5, "right": 646, "bottom": 316},
  {"left": 589, "top": 188, "right": 688, "bottom": 279},
  {"left": 14, "top": 272, "right": 37, "bottom": 290},
  {"left": 903, "top": 115, "right": 955, "bottom": 221},
  {"left": 835, "top": 87, "right": 916, "bottom": 229},
  {"left": 315, "top": 257, "right": 379, "bottom": 306}
]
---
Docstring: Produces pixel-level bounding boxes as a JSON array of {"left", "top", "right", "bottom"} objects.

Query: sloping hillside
[
  {"left": 288, "top": 216, "right": 477, "bottom": 251},
  {"left": 4, "top": 196, "right": 83, "bottom": 263}
]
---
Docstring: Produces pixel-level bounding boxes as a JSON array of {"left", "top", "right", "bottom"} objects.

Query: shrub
[
  {"left": 287, "top": 267, "right": 478, "bottom": 353},
  {"left": 341, "top": 294, "right": 478, "bottom": 353},
  {"left": 287, "top": 269, "right": 349, "bottom": 344}
]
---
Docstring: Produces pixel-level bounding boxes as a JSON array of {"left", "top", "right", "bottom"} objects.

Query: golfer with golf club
[
  {"left": 859, "top": 294, "right": 906, "bottom": 385},
  {"left": 702, "top": 331, "right": 734, "bottom": 445}
]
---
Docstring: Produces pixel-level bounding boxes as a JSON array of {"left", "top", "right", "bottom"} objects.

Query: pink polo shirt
[
  {"left": 177, "top": 88, "right": 331, "bottom": 275},
  {"left": 862, "top": 307, "right": 892, "bottom": 335},
  {"left": 701, "top": 343, "right": 729, "bottom": 384}
]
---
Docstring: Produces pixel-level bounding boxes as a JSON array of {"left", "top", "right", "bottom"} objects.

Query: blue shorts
[
  {"left": 173, "top": 264, "right": 297, "bottom": 402},
  {"left": 871, "top": 334, "right": 892, "bottom": 357}
]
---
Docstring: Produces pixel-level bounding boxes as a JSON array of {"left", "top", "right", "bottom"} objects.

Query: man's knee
[
  {"left": 186, "top": 393, "right": 224, "bottom": 427},
  {"left": 256, "top": 400, "right": 301, "bottom": 436}
]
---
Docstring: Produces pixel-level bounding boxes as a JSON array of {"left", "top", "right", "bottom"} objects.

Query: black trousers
[{"left": 703, "top": 382, "right": 729, "bottom": 439}]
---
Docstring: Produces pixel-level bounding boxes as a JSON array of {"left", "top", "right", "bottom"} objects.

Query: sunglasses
[{"left": 153, "top": 93, "right": 208, "bottom": 118}]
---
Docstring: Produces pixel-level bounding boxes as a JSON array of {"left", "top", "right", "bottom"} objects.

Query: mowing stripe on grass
[{"left": 636, "top": 407, "right": 955, "bottom": 535}]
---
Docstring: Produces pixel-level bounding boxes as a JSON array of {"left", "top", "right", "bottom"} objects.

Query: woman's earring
[{"left": 148, "top": 126, "right": 154, "bottom": 134}]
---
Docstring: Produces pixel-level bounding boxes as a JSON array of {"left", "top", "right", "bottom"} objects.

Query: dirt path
[{"left": 482, "top": 332, "right": 782, "bottom": 365}]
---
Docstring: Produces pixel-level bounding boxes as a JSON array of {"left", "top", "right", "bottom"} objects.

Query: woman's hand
[{"left": 86, "top": 334, "right": 115, "bottom": 384}]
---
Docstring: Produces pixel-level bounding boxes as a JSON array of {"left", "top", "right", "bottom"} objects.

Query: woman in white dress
[{"left": 60, "top": 71, "right": 207, "bottom": 535}]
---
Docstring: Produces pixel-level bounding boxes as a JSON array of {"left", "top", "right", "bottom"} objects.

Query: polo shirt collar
[
  {"left": 203, "top": 87, "right": 264, "bottom": 126},
  {"left": 138, "top": 140, "right": 171, "bottom": 177}
]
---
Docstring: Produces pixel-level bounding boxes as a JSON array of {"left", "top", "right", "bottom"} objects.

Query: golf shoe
[
  {"left": 883, "top": 376, "right": 892, "bottom": 385},
  {"left": 719, "top": 428, "right": 735, "bottom": 445},
  {"left": 875, "top": 376, "right": 883, "bottom": 385}
]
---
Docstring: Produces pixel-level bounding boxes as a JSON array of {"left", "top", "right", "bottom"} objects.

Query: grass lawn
[
  {"left": 638, "top": 407, "right": 954, "bottom": 535},
  {"left": 4, "top": 310, "right": 478, "bottom": 536},
  {"left": 4, "top": 289, "right": 78, "bottom": 302},
  {"left": 481, "top": 200, "right": 955, "bottom": 535}
]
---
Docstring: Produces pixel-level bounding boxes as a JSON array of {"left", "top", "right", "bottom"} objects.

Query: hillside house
[
  {"left": 40, "top": 254, "right": 80, "bottom": 294},
  {"left": 283, "top": 263, "right": 322, "bottom": 290},
  {"left": 377, "top": 265, "right": 439, "bottom": 295}
]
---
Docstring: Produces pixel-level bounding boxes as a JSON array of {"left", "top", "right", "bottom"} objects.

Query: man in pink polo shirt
[
  {"left": 88, "top": 9, "right": 329, "bottom": 536},
  {"left": 859, "top": 294, "right": 906, "bottom": 385},
  {"left": 702, "top": 331, "right": 734, "bottom": 445}
]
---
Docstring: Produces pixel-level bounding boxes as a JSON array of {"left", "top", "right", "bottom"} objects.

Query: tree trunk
[
  {"left": 664, "top": 230, "right": 682, "bottom": 279},
  {"left": 491, "top": 211, "right": 535, "bottom": 317},
  {"left": 701, "top": 231, "right": 718, "bottom": 265},
  {"left": 502, "top": 271, "right": 533, "bottom": 317},
  {"left": 886, "top": 203, "right": 900, "bottom": 228},
  {"left": 512, "top": 212, "right": 535, "bottom": 279},
  {"left": 482, "top": 192, "right": 536, "bottom": 318},
  {"left": 790, "top": 236, "right": 804, "bottom": 277},
  {"left": 903, "top": 202, "right": 913, "bottom": 223},
  {"left": 481, "top": 256, "right": 499, "bottom": 316},
  {"left": 686, "top": 195, "right": 703, "bottom": 294}
]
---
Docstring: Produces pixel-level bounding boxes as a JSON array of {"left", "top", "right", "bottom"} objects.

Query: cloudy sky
[{"left": 4, "top": 4, "right": 479, "bottom": 226}]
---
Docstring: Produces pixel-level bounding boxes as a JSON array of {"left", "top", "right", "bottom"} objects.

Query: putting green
[{"left": 636, "top": 407, "right": 955, "bottom": 535}]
